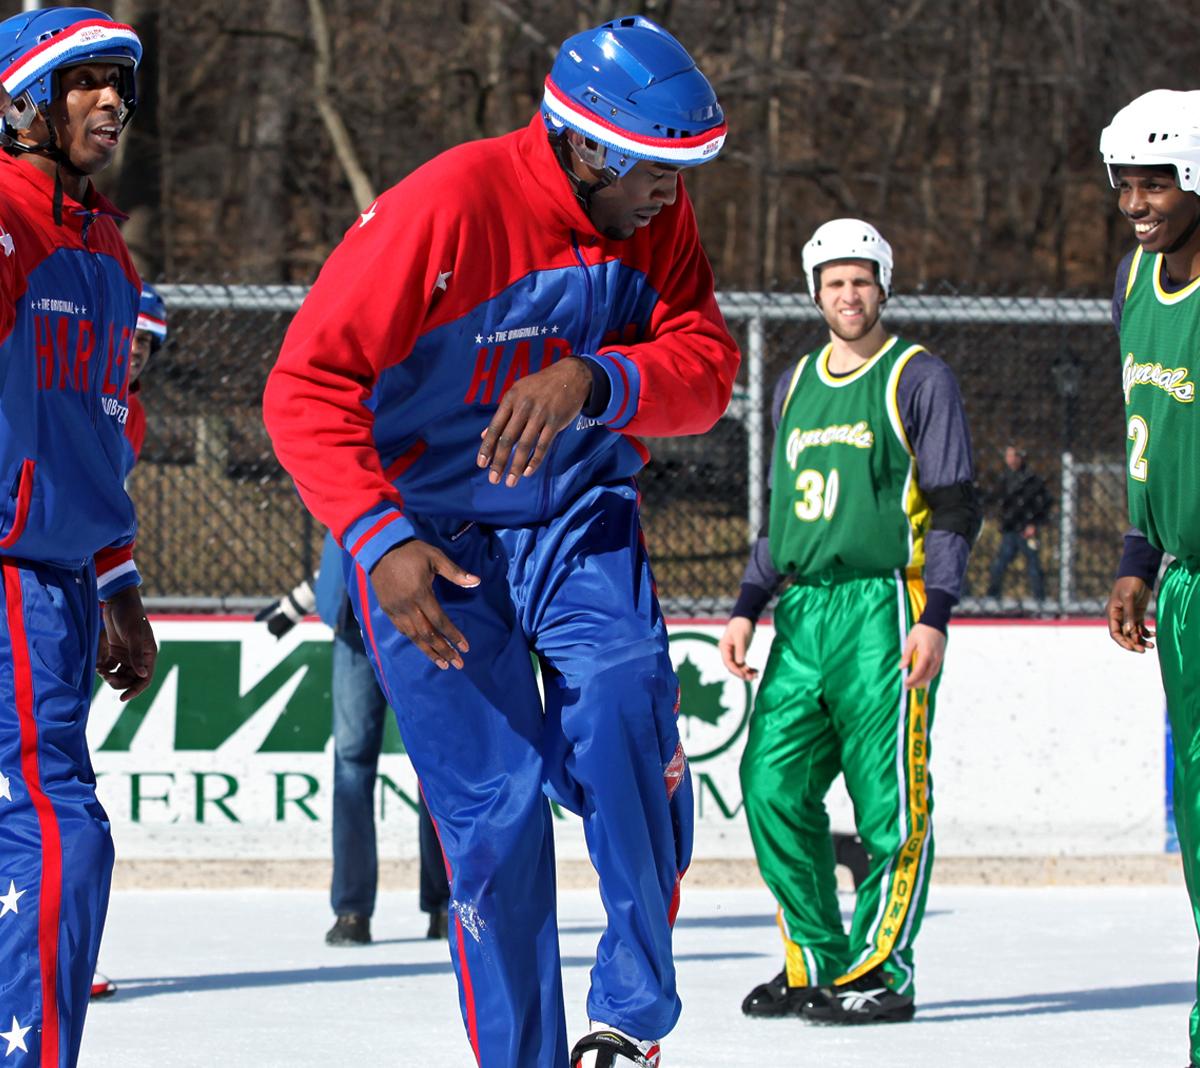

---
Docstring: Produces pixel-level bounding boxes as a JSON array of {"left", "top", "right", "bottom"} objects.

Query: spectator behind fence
[
  {"left": 985, "top": 444, "right": 1052, "bottom": 603},
  {"left": 258, "top": 531, "right": 450, "bottom": 945}
]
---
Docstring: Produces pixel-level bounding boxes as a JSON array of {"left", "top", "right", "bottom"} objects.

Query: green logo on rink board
[{"left": 95, "top": 632, "right": 751, "bottom": 763}]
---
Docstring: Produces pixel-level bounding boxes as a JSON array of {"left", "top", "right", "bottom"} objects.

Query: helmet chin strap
[
  {"left": 551, "top": 133, "right": 615, "bottom": 215},
  {"left": 6, "top": 103, "right": 86, "bottom": 226}
]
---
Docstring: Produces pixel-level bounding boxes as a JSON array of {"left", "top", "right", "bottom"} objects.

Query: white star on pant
[
  {"left": 0, "top": 880, "right": 25, "bottom": 917},
  {"left": 0, "top": 1016, "right": 29, "bottom": 1055},
  {"left": 0, "top": 772, "right": 10, "bottom": 802}
]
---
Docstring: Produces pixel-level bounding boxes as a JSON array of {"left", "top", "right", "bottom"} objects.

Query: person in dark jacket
[{"left": 985, "top": 445, "right": 1052, "bottom": 601}]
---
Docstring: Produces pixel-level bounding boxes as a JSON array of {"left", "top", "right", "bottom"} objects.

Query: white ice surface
[{"left": 81, "top": 885, "right": 1194, "bottom": 1067}]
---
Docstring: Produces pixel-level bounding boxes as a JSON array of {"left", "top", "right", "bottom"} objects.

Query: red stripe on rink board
[{"left": 3, "top": 559, "right": 62, "bottom": 1067}]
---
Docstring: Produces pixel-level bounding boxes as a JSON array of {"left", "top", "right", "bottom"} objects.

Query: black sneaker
[
  {"left": 741, "top": 967, "right": 815, "bottom": 1017},
  {"left": 801, "top": 966, "right": 915, "bottom": 1024},
  {"left": 325, "top": 913, "right": 371, "bottom": 946},
  {"left": 426, "top": 909, "right": 449, "bottom": 940}
]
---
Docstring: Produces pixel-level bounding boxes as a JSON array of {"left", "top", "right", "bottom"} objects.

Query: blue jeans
[
  {"left": 986, "top": 530, "right": 1046, "bottom": 600},
  {"left": 330, "top": 623, "right": 449, "bottom": 918}
]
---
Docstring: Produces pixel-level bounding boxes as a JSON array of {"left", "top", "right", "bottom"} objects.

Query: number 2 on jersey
[
  {"left": 794, "top": 468, "right": 840, "bottom": 522},
  {"left": 1127, "top": 416, "right": 1149, "bottom": 482}
]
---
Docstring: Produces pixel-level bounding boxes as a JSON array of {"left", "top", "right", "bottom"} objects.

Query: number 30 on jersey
[{"left": 794, "top": 468, "right": 840, "bottom": 521}]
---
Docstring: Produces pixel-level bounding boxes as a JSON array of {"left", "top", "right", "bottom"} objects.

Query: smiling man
[
  {"left": 1100, "top": 89, "right": 1200, "bottom": 1068},
  {"left": 264, "top": 16, "right": 736, "bottom": 1068},
  {"left": 0, "top": 7, "right": 156, "bottom": 1066},
  {"left": 719, "top": 219, "right": 979, "bottom": 1025}
]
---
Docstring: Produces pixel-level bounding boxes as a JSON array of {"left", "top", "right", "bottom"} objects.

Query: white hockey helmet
[
  {"left": 1099, "top": 89, "right": 1200, "bottom": 193},
  {"left": 802, "top": 218, "right": 894, "bottom": 299}
]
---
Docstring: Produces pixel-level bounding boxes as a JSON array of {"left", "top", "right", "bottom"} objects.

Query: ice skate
[
  {"left": 570, "top": 1022, "right": 661, "bottom": 1067},
  {"left": 801, "top": 965, "right": 915, "bottom": 1024},
  {"left": 90, "top": 972, "right": 117, "bottom": 1000},
  {"left": 741, "top": 966, "right": 815, "bottom": 1017}
]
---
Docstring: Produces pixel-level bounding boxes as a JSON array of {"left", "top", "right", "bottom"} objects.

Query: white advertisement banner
[{"left": 88, "top": 619, "right": 1167, "bottom": 860}]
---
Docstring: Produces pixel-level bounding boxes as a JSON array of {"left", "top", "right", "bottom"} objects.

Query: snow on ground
[{"left": 81, "top": 884, "right": 1194, "bottom": 1067}]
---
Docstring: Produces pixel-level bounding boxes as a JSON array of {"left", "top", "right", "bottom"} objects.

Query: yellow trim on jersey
[
  {"left": 1152, "top": 251, "right": 1200, "bottom": 305},
  {"left": 1126, "top": 246, "right": 1143, "bottom": 299},
  {"left": 816, "top": 335, "right": 899, "bottom": 388},
  {"left": 885, "top": 345, "right": 930, "bottom": 568},
  {"left": 836, "top": 576, "right": 932, "bottom": 988},
  {"left": 780, "top": 353, "right": 812, "bottom": 418}
]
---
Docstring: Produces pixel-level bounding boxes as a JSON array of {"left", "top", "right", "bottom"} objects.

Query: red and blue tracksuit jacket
[
  {"left": 265, "top": 116, "right": 739, "bottom": 1066},
  {"left": 264, "top": 113, "right": 737, "bottom": 569},
  {"left": 0, "top": 152, "right": 142, "bottom": 1068}
]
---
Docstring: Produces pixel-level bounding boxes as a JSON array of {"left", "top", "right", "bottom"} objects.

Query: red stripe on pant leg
[
  {"left": 424, "top": 791, "right": 479, "bottom": 1064},
  {"left": 452, "top": 913, "right": 481, "bottom": 1065},
  {"left": 3, "top": 560, "right": 62, "bottom": 1067}
]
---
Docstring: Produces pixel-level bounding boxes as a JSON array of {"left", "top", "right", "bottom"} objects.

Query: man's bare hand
[
  {"left": 477, "top": 357, "right": 592, "bottom": 487},
  {"left": 371, "top": 541, "right": 480, "bottom": 669},
  {"left": 719, "top": 616, "right": 758, "bottom": 681},
  {"left": 898, "top": 622, "right": 946, "bottom": 691},
  {"left": 97, "top": 586, "right": 157, "bottom": 702},
  {"left": 1106, "top": 575, "right": 1154, "bottom": 653}
]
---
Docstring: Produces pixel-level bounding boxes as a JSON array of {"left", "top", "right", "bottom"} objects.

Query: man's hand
[
  {"left": 898, "top": 622, "right": 946, "bottom": 691},
  {"left": 1106, "top": 575, "right": 1154, "bottom": 653},
  {"left": 97, "top": 586, "right": 157, "bottom": 702},
  {"left": 477, "top": 357, "right": 592, "bottom": 488},
  {"left": 719, "top": 616, "right": 758, "bottom": 681},
  {"left": 370, "top": 540, "right": 480, "bottom": 669},
  {"left": 1022, "top": 524, "right": 1037, "bottom": 540}
]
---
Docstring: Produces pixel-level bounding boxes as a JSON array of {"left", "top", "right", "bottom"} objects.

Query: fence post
[
  {"left": 747, "top": 314, "right": 765, "bottom": 545},
  {"left": 1059, "top": 450, "right": 1075, "bottom": 613}
]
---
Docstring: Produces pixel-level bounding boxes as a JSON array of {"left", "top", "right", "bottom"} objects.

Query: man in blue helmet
[
  {"left": 265, "top": 15, "right": 735, "bottom": 1068},
  {"left": 125, "top": 281, "right": 167, "bottom": 461},
  {"left": 0, "top": 8, "right": 156, "bottom": 1065}
]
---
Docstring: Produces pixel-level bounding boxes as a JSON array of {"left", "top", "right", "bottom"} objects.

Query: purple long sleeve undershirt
[{"left": 732, "top": 343, "right": 975, "bottom": 633}]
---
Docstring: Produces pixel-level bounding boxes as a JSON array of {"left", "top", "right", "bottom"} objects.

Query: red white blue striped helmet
[
  {"left": 541, "top": 16, "right": 725, "bottom": 178},
  {"left": 137, "top": 282, "right": 168, "bottom": 350},
  {"left": 0, "top": 8, "right": 141, "bottom": 139}
]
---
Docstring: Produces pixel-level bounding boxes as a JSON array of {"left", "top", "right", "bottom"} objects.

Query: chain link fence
[{"left": 134, "top": 284, "right": 1130, "bottom": 617}]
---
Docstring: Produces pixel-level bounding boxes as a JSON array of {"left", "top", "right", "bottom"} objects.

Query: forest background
[{"left": 5, "top": 0, "right": 1198, "bottom": 292}]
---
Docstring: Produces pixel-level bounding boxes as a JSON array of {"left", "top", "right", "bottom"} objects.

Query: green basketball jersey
[
  {"left": 768, "top": 336, "right": 931, "bottom": 579},
  {"left": 1119, "top": 246, "right": 1200, "bottom": 563}
]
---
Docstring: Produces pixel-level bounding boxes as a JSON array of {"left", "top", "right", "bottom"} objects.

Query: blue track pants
[
  {"left": 347, "top": 483, "right": 692, "bottom": 1067},
  {"left": 0, "top": 557, "right": 112, "bottom": 1067}
]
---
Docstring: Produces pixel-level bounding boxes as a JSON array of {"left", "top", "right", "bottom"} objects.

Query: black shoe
[
  {"left": 741, "top": 968, "right": 815, "bottom": 1017},
  {"left": 325, "top": 913, "right": 371, "bottom": 946},
  {"left": 426, "top": 909, "right": 449, "bottom": 940},
  {"left": 832, "top": 832, "right": 871, "bottom": 890},
  {"left": 801, "top": 966, "right": 915, "bottom": 1024}
]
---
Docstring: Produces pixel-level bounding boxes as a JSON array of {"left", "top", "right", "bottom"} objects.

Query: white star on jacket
[
  {"left": 0, "top": 772, "right": 10, "bottom": 802},
  {"left": 0, "top": 881, "right": 24, "bottom": 917},
  {"left": 0, "top": 230, "right": 12, "bottom": 258},
  {"left": 0, "top": 1016, "right": 29, "bottom": 1055},
  {"left": 434, "top": 270, "right": 452, "bottom": 292}
]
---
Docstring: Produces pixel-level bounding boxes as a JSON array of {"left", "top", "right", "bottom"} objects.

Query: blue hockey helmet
[
  {"left": 136, "top": 282, "right": 168, "bottom": 351},
  {"left": 0, "top": 8, "right": 141, "bottom": 144},
  {"left": 541, "top": 16, "right": 725, "bottom": 179}
]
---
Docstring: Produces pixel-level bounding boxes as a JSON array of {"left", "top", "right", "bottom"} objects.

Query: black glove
[{"left": 256, "top": 576, "right": 317, "bottom": 639}]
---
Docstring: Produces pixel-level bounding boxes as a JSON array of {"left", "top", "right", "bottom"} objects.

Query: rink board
[{"left": 87, "top": 618, "right": 1168, "bottom": 861}]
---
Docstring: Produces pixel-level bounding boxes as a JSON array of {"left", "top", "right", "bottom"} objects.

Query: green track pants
[
  {"left": 1157, "top": 561, "right": 1200, "bottom": 1066},
  {"left": 740, "top": 572, "right": 937, "bottom": 996}
]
